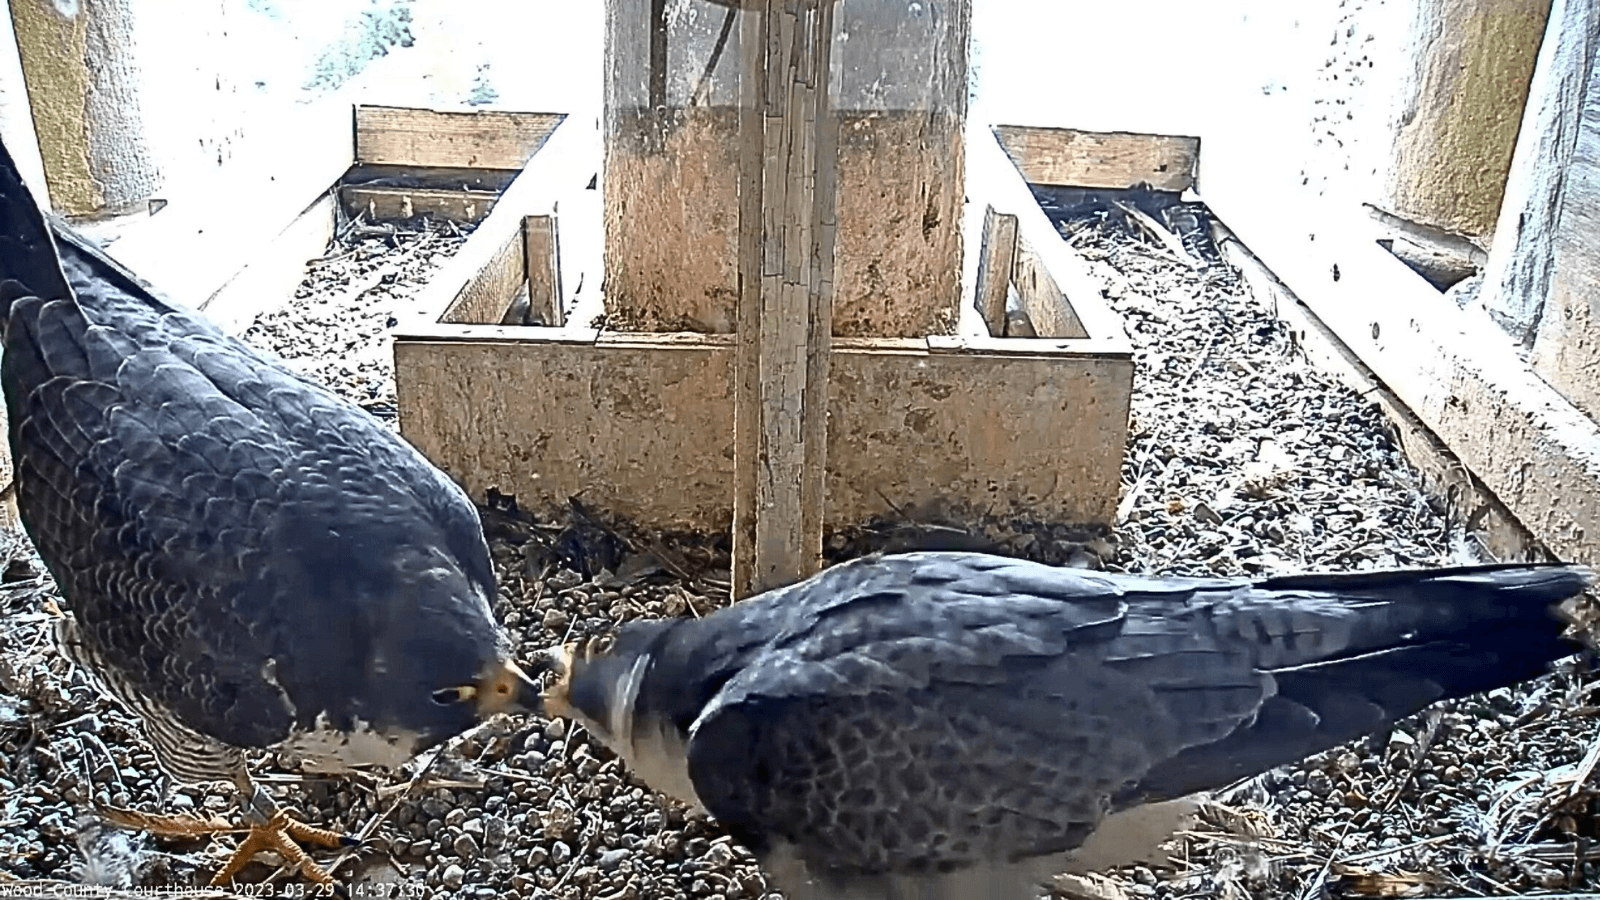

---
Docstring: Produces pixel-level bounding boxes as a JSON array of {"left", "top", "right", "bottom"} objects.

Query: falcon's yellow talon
[{"left": 211, "top": 810, "right": 339, "bottom": 887}]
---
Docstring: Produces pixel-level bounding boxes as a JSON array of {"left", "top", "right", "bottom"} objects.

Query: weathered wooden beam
[
  {"left": 9, "top": 0, "right": 158, "bottom": 215},
  {"left": 1212, "top": 219, "right": 1544, "bottom": 563},
  {"left": 993, "top": 125, "right": 1199, "bottom": 193},
  {"left": 1381, "top": 0, "right": 1552, "bottom": 242},
  {"left": 974, "top": 205, "right": 1018, "bottom": 336},
  {"left": 731, "top": 0, "right": 837, "bottom": 598},
  {"left": 968, "top": 126, "right": 1112, "bottom": 341},
  {"left": 398, "top": 113, "right": 597, "bottom": 333},
  {"left": 1012, "top": 234, "right": 1089, "bottom": 340},
  {"left": 393, "top": 330, "right": 1132, "bottom": 533},
  {"left": 441, "top": 227, "right": 524, "bottom": 326},
  {"left": 354, "top": 106, "right": 563, "bottom": 170},
  {"left": 101, "top": 97, "right": 354, "bottom": 317},
  {"left": 203, "top": 192, "right": 338, "bottom": 336},
  {"left": 1521, "top": 1, "right": 1600, "bottom": 420},
  {"left": 522, "top": 214, "right": 563, "bottom": 326},
  {"left": 1203, "top": 186, "right": 1600, "bottom": 565},
  {"left": 340, "top": 184, "right": 499, "bottom": 224}
]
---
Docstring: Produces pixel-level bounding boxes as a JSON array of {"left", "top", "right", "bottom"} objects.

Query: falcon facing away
[
  {"left": 530, "top": 551, "right": 1593, "bottom": 900},
  {"left": 0, "top": 136, "right": 539, "bottom": 885}
]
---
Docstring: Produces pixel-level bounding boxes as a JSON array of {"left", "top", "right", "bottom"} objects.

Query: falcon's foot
[
  {"left": 96, "top": 783, "right": 358, "bottom": 887},
  {"left": 211, "top": 807, "right": 353, "bottom": 886}
]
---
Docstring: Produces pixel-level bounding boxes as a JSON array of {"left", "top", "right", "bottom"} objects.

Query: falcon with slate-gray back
[
  {"left": 530, "top": 551, "right": 1593, "bottom": 900},
  {"left": 0, "top": 136, "right": 540, "bottom": 886}
]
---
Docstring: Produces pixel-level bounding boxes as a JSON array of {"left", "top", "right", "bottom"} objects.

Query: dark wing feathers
[
  {"left": 0, "top": 134, "right": 498, "bottom": 757},
  {"left": 683, "top": 552, "right": 1587, "bottom": 877}
]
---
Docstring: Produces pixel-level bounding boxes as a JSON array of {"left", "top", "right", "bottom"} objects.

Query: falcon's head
[
  {"left": 286, "top": 539, "right": 546, "bottom": 769},
  {"left": 378, "top": 549, "right": 545, "bottom": 741},
  {"left": 522, "top": 622, "right": 710, "bottom": 806}
]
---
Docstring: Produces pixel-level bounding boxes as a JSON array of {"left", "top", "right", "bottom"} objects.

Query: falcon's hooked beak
[
  {"left": 469, "top": 657, "right": 549, "bottom": 718},
  {"left": 533, "top": 643, "right": 580, "bottom": 721}
]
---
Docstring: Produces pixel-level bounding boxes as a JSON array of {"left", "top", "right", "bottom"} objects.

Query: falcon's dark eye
[{"left": 431, "top": 685, "right": 476, "bottom": 705}]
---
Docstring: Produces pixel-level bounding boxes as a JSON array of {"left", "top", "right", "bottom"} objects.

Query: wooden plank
[
  {"left": 522, "top": 215, "right": 564, "bottom": 326},
  {"left": 994, "top": 125, "right": 1199, "bottom": 192},
  {"left": 395, "top": 113, "right": 601, "bottom": 338},
  {"left": 98, "top": 99, "right": 353, "bottom": 316},
  {"left": 393, "top": 332, "right": 1132, "bottom": 532},
  {"left": 440, "top": 228, "right": 524, "bottom": 326},
  {"left": 967, "top": 125, "right": 1125, "bottom": 344},
  {"left": 203, "top": 192, "right": 338, "bottom": 336},
  {"left": 340, "top": 185, "right": 499, "bottom": 224},
  {"left": 1203, "top": 182, "right": 1600, "bottom": 565},
  {"left": 974, "top": 205, "right": 1018, "bottom": 336},
  {"left": 1012, "top": 234, "right": 1089, "bottom": 339},
  {"left": 731, "top": 0, "right": 837, "bottom": 597},
  {"left": 354, "top": 106, "right": 564, "bottom": 170}
]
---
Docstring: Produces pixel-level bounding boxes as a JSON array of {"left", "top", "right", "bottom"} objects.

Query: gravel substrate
[
  {"left": 0, "top": 208, "right": 1594, "bottom": 899},
  {"left": 241, "top": 221, "right": 475, "bottom": 424}
]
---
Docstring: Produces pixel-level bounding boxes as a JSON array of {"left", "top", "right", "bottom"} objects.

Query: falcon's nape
[
  {"left": 0, "top": 135, "right": 538, "bottom": 886},
  {"left": 529, "top": 551, "right": 1593, "bottom": 900}
]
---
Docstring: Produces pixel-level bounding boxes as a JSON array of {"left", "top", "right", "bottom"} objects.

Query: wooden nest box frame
[{"left": 393, "top": 0, "right": 1147, "bottom": 595}]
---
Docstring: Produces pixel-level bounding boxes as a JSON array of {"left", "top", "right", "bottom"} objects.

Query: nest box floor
[{"left": 0, "top": 207, "right": 1593, "bottom": 899}]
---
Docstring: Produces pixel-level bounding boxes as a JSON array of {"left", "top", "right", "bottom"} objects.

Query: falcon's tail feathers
[
  {"left": 0, "top": 134, "right": 73, "bottom": 334},
  {"left": 1218, "top": 562, "right": 1596, "bottom": 671},
  {"left": 1128, "top": 563, "right": 1594, "bottom": 802}
]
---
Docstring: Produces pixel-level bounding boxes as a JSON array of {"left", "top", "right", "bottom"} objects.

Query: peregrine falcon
[
  {"left": 531, "top": 551, "right": 1592, "bottom": 900},
  {"left": 0, "top": 137, "right": 539, "bottom": 884}
]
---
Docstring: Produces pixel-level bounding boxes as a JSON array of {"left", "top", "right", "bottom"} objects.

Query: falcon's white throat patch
[
  {"left": 544, "top": 647, "right": 703, "bottom": 809},
  {"left": 607, "top": 652, "right": 703, "bottom": 807},
  {"left": 277, "top": 711, "right": 423, "bottom": 774}
]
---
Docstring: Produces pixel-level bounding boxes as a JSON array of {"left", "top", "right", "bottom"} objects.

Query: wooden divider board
[
  {"left": 396, "top": 331, "right": 1131, "bottom": 531},
  {"left": 340, "top": 185, "right": 500, "bottom": 224},
  {"left": 355, "top": 106, "right": 564, "bottom": 170},
  {"left": 1205, "top": 173, "right": 1600, "bottom": 564},
  {"left": 994, "top": 125, "right": 1200, "bottom": 192}
]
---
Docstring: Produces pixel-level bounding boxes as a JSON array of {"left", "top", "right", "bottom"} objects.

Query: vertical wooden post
[
  {"left": 732, "top": 0, "right": 837, "bottom": 598},
  {"left": 974, "top": 205, "right": 1019, "bottom": 337},
  {"left": 1478, "top": 0, "right": 1600, "bottom": 342},
  {"left": 522, "top": 214, "right": 564, "bottom": 326}
]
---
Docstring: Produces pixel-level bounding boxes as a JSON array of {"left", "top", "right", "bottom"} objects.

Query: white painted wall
[{"left": 25, "top": 0, "right": 1421, "bottom": 237}]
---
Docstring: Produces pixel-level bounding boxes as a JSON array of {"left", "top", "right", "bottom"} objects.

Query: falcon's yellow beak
[
  {"left": 535, "top": 643, "right": 580, "bottom": 721},
  {"left": 472, "top": 657, "right": 546, "bottom": 718}
]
